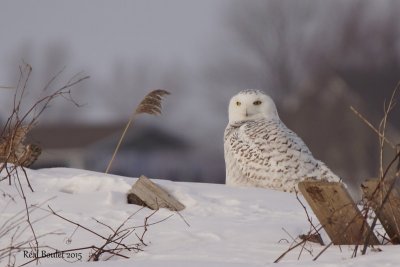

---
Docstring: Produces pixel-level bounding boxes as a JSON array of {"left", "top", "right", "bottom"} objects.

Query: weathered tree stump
[
  {"left": 298, "top": 180, "right": 379, "bottom": 245},
  {"left": 127, "top": 175, "right": 185, "bottom": 211},
  {"left": 362, "top": 179, "right": 400, "bottom": 244}
]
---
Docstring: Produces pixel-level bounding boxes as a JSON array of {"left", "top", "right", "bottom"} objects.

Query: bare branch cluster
[
  {"left": 276, "top": 81, "right": 400, "bottom": 262},
  {"left": 17, "top": 206, "right": 171, "bottom": 266},
  {"left": 1, "top": 64, "right": 171, "bottom": 267},
  {"left": 0, "top": 63, "right": 88, "bottom": 266},
  {"left": 0, "top": 198, "right": 60, "bottom": 266},
  {"left": 0, "top": 63, "right": 89, "bottom": 171},
  {"left": 358, "top": 83, "right": 400, "bottom": 255},
  {"left": 274, "top": 190, "right": 324, "bottom": 263}
]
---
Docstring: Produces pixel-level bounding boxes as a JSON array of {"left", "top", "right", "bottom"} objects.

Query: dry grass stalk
[
  {"left": 294, "top": 190, "right": 324, "bottom": 246},
  {"left": 105, "top": 89, "right": 170, "bottom": 174},
  {"left": 350, "top": 106, "right": 396, "bottom": 149},
  {"left": 275, "top": 185, "right": 377, "bottom": 262},
  {"left": 348, "top": 82, "right": 400, "bottom": 256},
  {"left": 0, "top": 197, "right": 61, "bottom": 266},
  {"left": 360, "top": 83, "right": 399, "bottom": 255},
  {"left": 274, "top": 190, "right": 325, "bottom": 263},
  {"left": 1, "top": 65, "right": 171, "bottom": 266},
  {"left": 278, "top": 83, "right": 400, "bottom": 262}
]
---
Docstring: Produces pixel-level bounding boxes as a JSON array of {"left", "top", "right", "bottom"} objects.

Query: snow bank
[{"left": 0, "top": 168, "right": 397, "bottom": 266}]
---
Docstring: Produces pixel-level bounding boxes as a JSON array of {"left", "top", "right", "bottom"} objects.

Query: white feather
[{"left": 224, "top": 89, "right": 341, "bottom": 193}]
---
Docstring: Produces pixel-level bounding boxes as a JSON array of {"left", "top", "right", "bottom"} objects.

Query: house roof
[
  {"left": 27, "top": 123, "right": 189, "bottom": 151},
  {"left": 28, "top": 123, "right": 123, "bottom": 149}
]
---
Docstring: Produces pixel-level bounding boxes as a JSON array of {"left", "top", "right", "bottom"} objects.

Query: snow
[{"left": 1, "top": 167, "right": 399, "bottom": 267}]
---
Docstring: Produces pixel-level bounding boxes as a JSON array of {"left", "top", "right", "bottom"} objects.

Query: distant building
[
  {"left": 28, "top": 123, "right": 225, "bottom": 183},
  {"left": 29, "top": 124, "right": 123, "bottom": 169}
]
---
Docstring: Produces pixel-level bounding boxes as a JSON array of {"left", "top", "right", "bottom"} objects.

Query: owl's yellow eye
[
  {"left": 253, "top": 100, "right": 262, "bottom": 105},
  {"left": 236, "top": 101, "right": 241, "bottom": 106}
]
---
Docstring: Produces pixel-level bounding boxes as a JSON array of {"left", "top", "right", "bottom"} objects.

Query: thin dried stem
[
  {"left": 1, "top": 64, "right": 88, "bottom": 170},
  {"left": 274, "top": 225, "right": 324, "bottom": 263},
  {"left": 359, "top": 82, "right": 399, "bottom": 255},
  {"left": 350, "top": 106, "right": 396, "bottom": 149},
  {"left": 105, "top": 89, "right": 170, "bottom": 174},
  {"left": 361, "top": 150, "right": 400, "bottom": 255},
  {"left": 295, "top": 190, "right": 324, "bottom": 245},
  {"left": 1, "top": 63, "right": 88, "bottom": 266}
]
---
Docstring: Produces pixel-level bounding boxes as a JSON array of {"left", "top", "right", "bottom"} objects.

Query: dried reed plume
[{"left": 105, "top": 89, "right": 170, "bottom": 174}]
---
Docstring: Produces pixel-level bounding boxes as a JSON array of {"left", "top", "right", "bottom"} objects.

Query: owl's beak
[{"left": 245, "top": 109, "right": 248, "bottom": 117}]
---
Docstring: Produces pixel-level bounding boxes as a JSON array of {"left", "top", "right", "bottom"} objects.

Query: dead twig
[
  {"left": 295, "top": 190, "right": 324, "bottom": 246},
  {"left": 350, "top": 106, "right": 396, "bottom": 150},
  {"left": 43, "top": 205, "right": 172, "bottom": 263},
  {"left": 274, "top": 225, "right": 323, "bottom": 263},
  {"left": 0, "top": 63, "right": 88, "bottom": 266},
  {"left": 360, "top": 84, "right": 399, "bottom": 255}
]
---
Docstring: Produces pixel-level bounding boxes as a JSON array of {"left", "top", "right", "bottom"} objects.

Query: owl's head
[{"left": 228, "top": 89, "right": 279, "bottom": 123}]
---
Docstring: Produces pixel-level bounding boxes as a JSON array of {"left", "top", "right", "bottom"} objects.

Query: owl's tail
[{"left": 317, "top": 160, "right": 342, "bottom": 183}]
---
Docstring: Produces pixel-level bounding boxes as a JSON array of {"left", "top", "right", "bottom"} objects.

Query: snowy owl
[{"left": 224, "top": 89, "right": 341, "bottom": 193}]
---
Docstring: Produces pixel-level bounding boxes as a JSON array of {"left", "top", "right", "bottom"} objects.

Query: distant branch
[{"left": 350, "top": 106, "right": 396, "bottom": 149}]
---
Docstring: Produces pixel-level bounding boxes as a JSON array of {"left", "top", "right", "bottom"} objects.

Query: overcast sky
[
  {"left": 0, "top": 0, "right": 234, "bottom": 136},
  {"left": 0, "top": 0, "right": 227, "bottom": 80},
  {"left": 1, "top": 0, "right": 399, "bottom": 183}
]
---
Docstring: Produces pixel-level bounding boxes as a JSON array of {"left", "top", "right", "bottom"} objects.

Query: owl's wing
[{"left": 227, "top": 119, "right": 327, "bottom": 184}]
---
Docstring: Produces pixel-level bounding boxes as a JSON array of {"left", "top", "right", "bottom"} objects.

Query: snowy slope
[{"left": 1, "top": 168, "right": 399, "bottom": 267}]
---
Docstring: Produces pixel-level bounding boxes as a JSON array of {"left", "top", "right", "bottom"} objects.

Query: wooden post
[
  {"left": 298, "top": 180, "right": 379, "bottom": 245},
  {"left": 127, "top": 175, "right": 185, "bottom": 211},
  {"left": 362, "top": 179, "right": 400, "bottom": 244}
]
